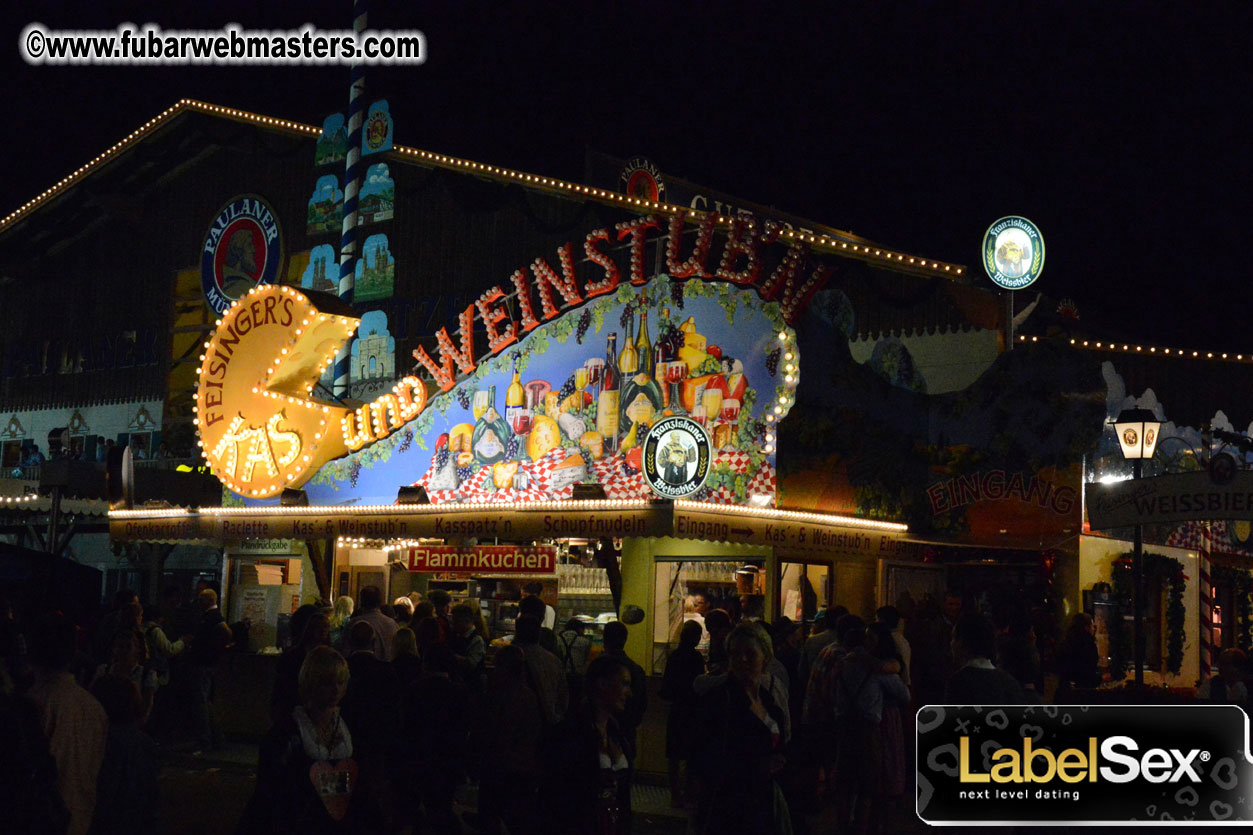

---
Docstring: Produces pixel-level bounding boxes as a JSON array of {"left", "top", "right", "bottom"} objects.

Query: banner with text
[
  {"left": 407, "top": 544, "right": 556, "bottom": 575},
  {"left": 1087, "top": 470, "right": 1253, "bottom": 530}
]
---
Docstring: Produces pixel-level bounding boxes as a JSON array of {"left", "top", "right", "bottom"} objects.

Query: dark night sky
[{"left": 5, "top": 2, "right": 1251, "bottom": 351}]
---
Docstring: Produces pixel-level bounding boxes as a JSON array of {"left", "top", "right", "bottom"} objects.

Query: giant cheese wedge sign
[{"left": 195, "top": 284, "right": 427, "bottom": 498}]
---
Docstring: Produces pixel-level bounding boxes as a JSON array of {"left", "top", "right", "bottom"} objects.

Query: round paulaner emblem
[
  {"left": 201, "top": 195, "right": 283, "bottom": 313},
  {"left": 982, "top": 216, "right": 1044, "bottom": 290},
  {"left": 642, "top": 416, "right": 712, "bottom": 499}
]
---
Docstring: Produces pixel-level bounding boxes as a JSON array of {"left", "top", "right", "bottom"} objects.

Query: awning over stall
[{"left": 110, "top": 498, "right": 907, "bottom": 556}]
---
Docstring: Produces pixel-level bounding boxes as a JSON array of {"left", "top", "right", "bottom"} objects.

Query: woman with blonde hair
[
  {"left": 328, "top": 596, "right": 354, "bottom": 648},
  {"left": 392, "top": 596, "right": 414, "bottom": 625},
  {"left": 243, "top": 646, "right": 381, "bottom": 832}
]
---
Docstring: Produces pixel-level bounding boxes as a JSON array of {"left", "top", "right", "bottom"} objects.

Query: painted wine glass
[{"left": 665, "top": 359, "right": 688, "bottom": 415}]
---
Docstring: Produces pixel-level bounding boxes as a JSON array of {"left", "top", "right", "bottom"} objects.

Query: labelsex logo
[{"left": 961, "top": 736, "right": 1206, "bottom": 785}]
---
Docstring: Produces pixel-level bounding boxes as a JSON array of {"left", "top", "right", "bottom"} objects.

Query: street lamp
[{"left": 1113, "top": 407, "right": 1162, "bottom": 687}]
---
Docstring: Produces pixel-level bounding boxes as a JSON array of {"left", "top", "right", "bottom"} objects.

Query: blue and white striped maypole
[{"left": 334, "top": 0, "right": 368, "bottom": 399}]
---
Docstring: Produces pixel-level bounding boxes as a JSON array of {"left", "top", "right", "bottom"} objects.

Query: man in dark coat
[{"left": 944, "top": 613, "right": 1023, "bottom": 705}]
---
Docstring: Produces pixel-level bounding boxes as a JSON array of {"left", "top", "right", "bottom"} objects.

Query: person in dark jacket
[
  {"left": 998, "top": 611, "right": 1044, "bottom": 702},
  {"left": 400, "top": 645, "right": 468, "bottom": 835},
  {"left": 89, "top": 674, "right": 160, "bottom": 835},
  {"left": 184, "top": 589, "right": 231, "bottom": 753},
  {"left": 661, "top": 619, "right": 705, "bottom": 808},
  {"left": 944, "top": 613, "right": 1024, "bottom": 704},
  {"left": 550, "top": 654, "right": 634, "bottom": 835},
  {"left": 600, "top": 621, "right": 646, "bottom": 751},
  {"left": 690, "top": 621, "right": 791, "bottom": 834},
  {"left": 389, "top": 627, "right": 423, "bottom": 691},
  {"left": 272, "top": 608, "right": 331, "bottom": 725},
  {"left": 1054, "top": 613, "right": 1100, "bottom": 700},
  {"left": 0, "top": 668, "right": 68, "bottom": 835},
  {"left": 448, "top": 604, "right": 486, "bottom": 691},
  {"left": 339, "top": 621, "right": 400, "bottom": 776},
  {"left": 472, "top": 645, "right": 541, "bottom": 835}
]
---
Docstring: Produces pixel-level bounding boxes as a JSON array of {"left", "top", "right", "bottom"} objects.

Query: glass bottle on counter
[{"left": 597, "top": 333, "right": 620, "bottom": 453}]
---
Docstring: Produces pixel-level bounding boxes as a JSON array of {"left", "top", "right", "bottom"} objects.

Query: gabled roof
[{"left": 0, "top": 99, "right": 966, "bottom": 281}]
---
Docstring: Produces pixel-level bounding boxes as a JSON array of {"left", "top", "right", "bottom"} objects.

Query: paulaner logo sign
[
  {"left": 201, "top": 195, "right": 283, "bottom": 313},
  {"left": 918, "top": 705, "right": 1253, "bottom": 824}
]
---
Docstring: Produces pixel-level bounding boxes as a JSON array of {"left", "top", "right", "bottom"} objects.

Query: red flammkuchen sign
[{"left": 407, "top": 544, "right": 556, "bottom": 575}]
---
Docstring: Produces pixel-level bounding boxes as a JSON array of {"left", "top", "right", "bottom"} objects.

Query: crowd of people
[
  {"left": 0, "top": 583, "right": 233, "bottom": 835},
  {"left": 239, "top": 584, "right": 649, "bottom": 834},
  {"left": 8, "top": 437, "right": 186, "bottom": 478},
  {"left": 5, "top": 576, "right": 1244, "bottom": 835}
]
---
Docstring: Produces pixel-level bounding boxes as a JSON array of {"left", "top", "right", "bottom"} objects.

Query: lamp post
[{"left": 1113, "top": 408, "right": 1162, "bottom": 688}]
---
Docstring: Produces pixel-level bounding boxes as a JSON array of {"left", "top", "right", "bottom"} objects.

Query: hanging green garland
[
  {"left": 1212, "top": 565, "right": 1253, "bottom": 652},
  {"left": 1110, "top": 551, "right": 1186, "bottom": 675}
]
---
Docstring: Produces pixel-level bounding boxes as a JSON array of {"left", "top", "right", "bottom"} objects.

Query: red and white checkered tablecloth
[
  {"left": 414, "top": 444, "right": 776, "bottom": 505},
  {"left": 1166, "top": 520, "right": 1250, "bottom": 558}
]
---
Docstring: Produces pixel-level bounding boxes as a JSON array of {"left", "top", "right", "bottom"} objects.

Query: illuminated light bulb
[{"left": 778, "top": 332, "right": 787, "bottom": 341}]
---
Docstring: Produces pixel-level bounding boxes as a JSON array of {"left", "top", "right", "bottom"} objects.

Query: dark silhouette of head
[
  {"left": 358, "top": 585, "right": 383, "bottom": 611},
  {"left": 603, "top": 620, "right": 628, "bottom": 652},
  {"left": 953, "top": 613, "right": 997, "bottom": 662},
  {"left": 348, "top": 619, "right": 377, "bottom": 653},
  {"left": 515, "top": 613, "right": 541, "bottom": 646},
  {"left": 836, "top": 614, "right": 866, "bottom": 649},
  {"left": 518, "top": 594, "right": 546, "bottom": 621}
]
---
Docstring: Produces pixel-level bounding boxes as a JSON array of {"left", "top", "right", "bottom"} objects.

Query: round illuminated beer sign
[
  {"left": 642, "top": 416, "right": 712, "bottom": 499},
  {"left": 619, "top": 157, "right": 665, "bottom": 203},
  {"left": 982, "top": 216, "right": 1044, "bottom": 290},
  {"left": 201, "top": 195, "right": 283, "bottom": 313}
]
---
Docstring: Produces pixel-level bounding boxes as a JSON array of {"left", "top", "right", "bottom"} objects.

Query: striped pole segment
[
  {"left": 1199, "top": 522, "right": 1214, "bottom": 679},
  {"left": 333, "top": 0, "right": 368, "bottom": 399}
]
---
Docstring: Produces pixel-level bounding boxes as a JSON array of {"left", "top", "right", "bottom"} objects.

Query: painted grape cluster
[
  {"left": 765, "top": 346, "right": 781, "bottom": 377},
  {"left": 575, "top": 308, "right": 592, "bottom": 344},
  {"left": 670, "top": 279, "right": 685, "bottom": 309}
]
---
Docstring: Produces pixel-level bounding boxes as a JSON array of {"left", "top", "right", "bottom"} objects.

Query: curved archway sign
[{"left": 198, "top": 212, "right": 819, "bottom": 505}]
